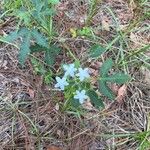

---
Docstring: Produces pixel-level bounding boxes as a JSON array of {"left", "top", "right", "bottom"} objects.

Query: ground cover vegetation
[{"left": 0, "top": 0, "right": 150, "bottom": 149}]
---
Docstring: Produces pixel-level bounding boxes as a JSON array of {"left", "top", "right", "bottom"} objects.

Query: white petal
[
  {"left": 81, "top": 90, "right": 86, "bottom": 94},
  {"left": 70, "top": 63, "right": 74, "bottom": 67},
  {"left": 56, "top": 76, "right": 60, "bottom": 81},
  {"left": 54, "top": 83, "right": 59, "bottom": 88},
  {"left": 60, "top": 87, "right": 64, "bottom": 90},
  {"left": 63, "top": 64, "right": 68, "bottom": 70},
  {"left": 79, "top": 98, "right": 84, "bottom": 104}
]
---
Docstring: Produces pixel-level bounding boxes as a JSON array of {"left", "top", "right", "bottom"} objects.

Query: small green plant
[
  {"left": 31, "top": 57, "right": 53, "bottom": 84},
  {"left": 1, "top": 0, "right": 60, "bottom": 66},
  {"left": 3, "top": 0, "right": 23, "bottom": 10},
  {"left": 134, "top": 131, "right": 150, "bottom": 150},
  {"left": 70, "top": 27, "right": 93, "bottom": 38},
  {"left": 54, "top": 63, "right": 92, "bottom": 109},
  {"left": 54, "top": 44, "right": 130, "bottom": 110},
  {"left": 77, "top": 27, "right": 93, "bottom": 37}
]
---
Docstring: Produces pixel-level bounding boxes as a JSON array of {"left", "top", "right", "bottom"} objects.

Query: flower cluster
[{"left": 54, "top": 63, "right": 90, "bottom": 104}]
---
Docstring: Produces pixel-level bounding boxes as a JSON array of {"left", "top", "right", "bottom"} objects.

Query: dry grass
[{"left": 0, "top": 0, "right": 150, "bottom": 149}]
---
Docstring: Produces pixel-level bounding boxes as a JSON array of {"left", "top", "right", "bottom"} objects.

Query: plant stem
[{"left": 85, "top": 0, "right": 102, "bottom": 26}]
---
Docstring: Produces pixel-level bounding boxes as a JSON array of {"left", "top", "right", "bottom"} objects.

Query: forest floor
[{"left": 0, "top": 0, "right": 150, "bottom": 150}]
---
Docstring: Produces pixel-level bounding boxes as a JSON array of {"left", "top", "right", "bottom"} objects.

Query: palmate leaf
[
  {"left": 87, "top": 89, "right": 104, "bottom": 109},
  {"left": 44, "top": 45, "right": 61, "bottom": 65},
  {"left": 45, "top": 50, "right": 55, "bottom": 65},
  {"left": 71, "top": 98, "right": 80, "bottom": 108},
  {"left": 3, "top": 30, "right": 19, "bottom": 43},
  {"left": 99, "top": 80, "right": 115, "bottom": 100},
  {"left": 18, "top": 27, "right": 29, "bottom": 37},
  {"left": 100, "top": 59, "right": 113, "bottom": 77},
  {"left": 32, "top": 0, "right": 56, "bottom": 20},
  {"left": 2, "top": 26, "right": 60, "bottom": 65},
  {"left": 32, "top": 0, "right": 44, "bottom": 12},
  {"left": 30, "top": 43, "right": 61, "bottom": 65},
  {"left": 99, "top": 59, "right": 130, "bottom": 100},
  {"left": 90, "top": 44, "right": 106, "bottom": 58},
  {"left": 31, "top": 29, "right": 49, "bottom": 48},
  {"left": 101, "top": 73, "right": 131, "bottom": 84},
  {"left": 42, "top": 8, "right": 56, "bottom": 16},
  {"left": 18, "top": 32, "right": 31, "bottom": 65},
  {"left": 16, "top": 8, "right": 31, "bottom": 26},
  {"left": 30, "top": 43, "right": 47, "bottom": 53}
]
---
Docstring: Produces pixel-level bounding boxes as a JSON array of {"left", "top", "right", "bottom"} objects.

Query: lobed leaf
[
  {"left": 42, "top": 8, "right": 56, "bottom": 16},
  {"left": 99, "top": 80, "right": 115, "bottom": 100},
  {"left": 90, "top": 44, "right": 106, "bottom": 58},
  {"left": 101, "top": 73, "right": 131, "bottom": 84},
  {"left": 18, "top": 27, "right": 29, "bottom": 37},
  {"left": 87, "top": 89, "right": 104, "bottom": 109},
  {"left": 44, "top": 45, "right": 61, "bottom": 65},
  {"left": 30, "top": 43, "right": 47, "bottom": 53},
  {"left": 4, "top": 30, "right": 19, "bottom": 43},
  {"left": 31, "top": 29, "right": 49, "bottom": 48},
  {"left": 100, "top": 59, "right": 113, "bottom": 77},
  {"left": 18, "top": 32, "right": 31, "bottom": 65},
  {"left": 71, "top": 98, "right": 80, "bottom": 108},
  {"left": 16, "top": 8, "right": 31, "bottom": 26}
]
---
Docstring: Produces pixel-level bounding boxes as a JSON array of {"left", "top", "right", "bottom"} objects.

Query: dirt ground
[{"left": 0, "top": 0, "right": 150, "bottom": 149}]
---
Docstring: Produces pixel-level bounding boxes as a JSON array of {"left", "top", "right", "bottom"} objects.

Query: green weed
[{"left": 1, "top": 0, "right": 61, "bottom": 66}]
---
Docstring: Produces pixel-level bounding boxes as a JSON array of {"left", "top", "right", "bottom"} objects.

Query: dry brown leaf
[
  {"left": 27, "top": 88, "right": 35, "bottom": 99},
  {"left": 101, "top": 16, "right": 111, "bottom": 31},
  {"left": 47, "top": 146, "right": 62, "bottom": 150},
  {"left": 141, "top": 67, "right": 150, "bottom": 85},
  {"left": 116, "top": 85, "right": 127, "bottom": 103},
  {"left": 20, "top": 79, "right": 30, "bottom": 87},
  {"left": 102, "top": 19, "right": 110, "bottom": 31},
  {"left": 111, "top": 84, "right": 119, "bottom": 95},
  {"left": 145, "top": 69, "right": 150, "bottom": 85},
  {"left": 129, "top": 0, "right": 137, "bottom": 12},
  {"left": 130, "top": 32, "right": 138, "bottom": 43},
  {"left": 55, "top": 103, "right": 59, "bottom": 111}
]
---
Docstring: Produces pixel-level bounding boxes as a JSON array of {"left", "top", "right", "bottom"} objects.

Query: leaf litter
[{"left": 0, "top": 0, "right": 150, "bottom": 149}]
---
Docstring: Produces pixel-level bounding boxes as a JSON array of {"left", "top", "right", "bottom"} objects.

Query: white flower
[
  {"left": 54, "top": 77, "right": 69, "bottom": 90},
  {"left": 76, "top": 68, "right": 90, "bottom": 81},
  {"left": 63, "top": 63, "right": 77, "bottom": 77},
  {"left": 74, "top": 90, "right": 88, "bottom": 104}
]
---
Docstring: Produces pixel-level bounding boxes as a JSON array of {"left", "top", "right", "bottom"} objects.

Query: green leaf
[
  {"left": 31, "top": 29, "right": 49, "bottom": 48},
  {"left": 42, "top": 8, "right": 56, "bottom": 16},
  {"left": 45, "top": 50, "right": 55, "bottom": 65},
  {"left": 30, "top": 44, "right": 47, "bottom": 53},
  {"left": 4, "top": 30, "right": 19, "bottom": 42},
  {"left": 30, "top": 44, "right": 61, "bottom": 65},
  {"left": 78, "top": 27, "right": 92, "bottom": 36},
  {"left": 18, "top": 32, "right": 31, "bottom": 65},
  {"left": 44, "top": 45, "right": 61, "bottom": 65},
  {"left": 87, "top": 89, "right": 104, "bottom": 109},
  {"left": 99, "top": 80, "right": 115, "bottom": 100},
  {"left": 16, "top": 8, "right": 31, "bottom": 25},
  {"left": 101, "top": 73, "right": 131, "bottom": 84},
  {"left": 90, "top": 44, "right": 107, "bottom": 58},
  {"left": 32, "top": 0, "right": 44, "bottom": 12},
  {"left": 48, "top": 0, "right": 59, "bottom": 5},
  {"left": 100, "top": 59, "right": 113, "bottom": 77},
  {"left": 71, "top": 98, "right": 80, "bottom": 108},
  {"left": 18, "top": 27, "right": 29, "bottom": 37}
]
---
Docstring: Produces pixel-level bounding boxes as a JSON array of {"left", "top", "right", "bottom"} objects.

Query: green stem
[{"left": 85, "top": 0, "right": 102, "bottom": 26}]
